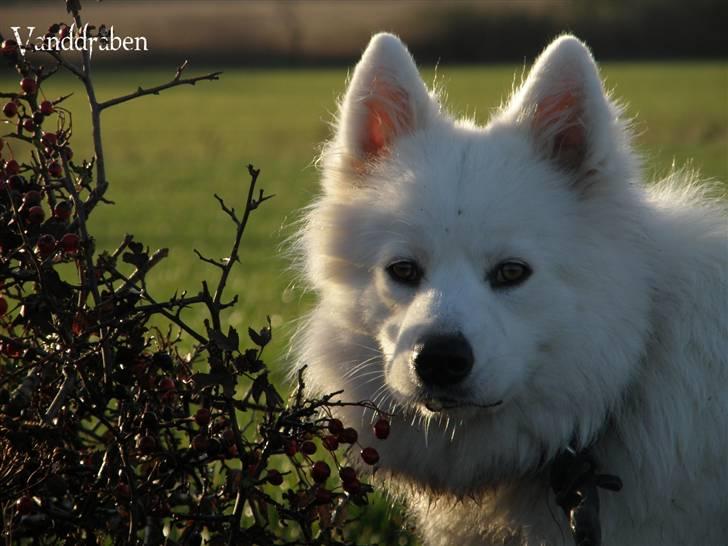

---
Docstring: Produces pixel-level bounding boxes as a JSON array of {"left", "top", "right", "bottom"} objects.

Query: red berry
[
  {"left": 5, "top": 175, "right": 23, "bottom": 191},
  {"left": 339, "top": 466, "right": 357, "bottom": 482},
  {"left": 266, "top": 470, "right": 283, "bottom": 486},
  {"left": 20, "top": 78, "right": 37, "bottom": 95},
  {"left": 1, "top": 339, "right": 23, "bottom": 358},
  {"left": 2, "top": 102, "right": 18, "bottom": 118},
  {"left": 137, "top": 435, "right": 156, "bottom": 454},
  {"left": 2, "top": 40, "right": 18, "bottom": 55},
  {"left": 59, "top": 25, "right": 70, "bottom": 40},
  {"left": 60, "top": 233, "right": 81, "bottom": 254},
  {"left": 41, "top": 132, "right": 57, "bottom": 147},
  {"left": 328, "top": 418, "right": 344, "bottom": 435},
  {"left": 5, "top": 159, "right": 20, "bottom": 175},
  {"left": 53, "top": 200, "right": 73, "bottom": 221},
  {"left": 159, "top": 376, "right": 175, "bottom": 391},
  {"left": 48, "top": 161, "right": 62, "bottom": 177},
  {"left": 221, "top": 428, "right": 235, "bottom": 444},
  {"left": 311, "top": 461, "right": 330, "bottom": 483},
  {"left": 35, "top": 233, "right": 56, "bottom": 259},
  {"left": 374, "top": 418, "right": 390, "bottom": 439},
  {"left": 22, "top": 118, "right": 35, "bottom": 132},
  {"left": 191, "top": 433, "right": 209, "bottom": 451},
  {"left": 360, "top": 447, "right": 380, "bottom": 465},
  {"left": 59, "top": 233, "right": 80, "bottom": 254},
  {"left": 314, "top": 487, "right": 332, "bottom": 505},
  {"left": 284, "top": 438, "right": 298, "bottom": 456},
  {"left": 0, "top": 297, "right": 8, "bottom": 316},
  {"left": 115, "top": 483, "right": 130, "bottom": 498},
  {"left": 300, "top": 440, "right": 316, "bottom": 455},
  {"left": 16, "top": 495, "right": 34, "bottom": 515},
  {"left": 338, "top": 427, "right": 358, "bottom": 444},
  {"left": 322, "top": 435, "right": 339, "bottom": 451},
  {"left": 342, "top": 477, "right": 361, "bottom": 494},
  {"left": 40, "top": 100, "right": 54, "bottom": 115},
  {"left": 194, "top": 407, "right": 211, "bottom": 427},
  {"left": 27, "top": 205, "right": 45, "bottom": 224},
  {"left": 161, "top": 390, "right": 177, "bottom": 403},
  {"left": 23, "top": 190, "right": 42, "bottom": 206}
]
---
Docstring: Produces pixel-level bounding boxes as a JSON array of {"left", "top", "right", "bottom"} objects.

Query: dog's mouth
[{"left": 419, "top": 396, "right": 503, "bottom": 413}]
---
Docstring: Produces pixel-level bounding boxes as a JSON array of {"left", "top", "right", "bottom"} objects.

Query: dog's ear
[
  {"left": 335, "top": 33, "right": 434, "bottom": 169},
  {"left": 502, "top": 35, "right": 626, "bottom": 174}
]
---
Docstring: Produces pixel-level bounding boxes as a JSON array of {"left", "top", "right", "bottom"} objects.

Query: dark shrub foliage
[{"left": 0, "top": 2, "right": 392, "bottom": 544}]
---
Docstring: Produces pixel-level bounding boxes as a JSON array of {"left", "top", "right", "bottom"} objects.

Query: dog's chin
[
  {"left": 397, "top": 389, "right": 506, "bottom": 420},
  {"left": 419, "top": 395, "right": 504, "bottom": 414},
  {"left": 373, "top": 395, "right": 545, "bottom": 496}
]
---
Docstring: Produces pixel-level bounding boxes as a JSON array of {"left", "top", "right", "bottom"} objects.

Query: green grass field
[
  {"left": 13, "top": 62, "right": 725, "bottom": 543},
  {"left": 34, "top": 62, "right": 727, "bottom": 370}
]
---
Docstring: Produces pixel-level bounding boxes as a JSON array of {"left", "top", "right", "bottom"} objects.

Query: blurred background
[
  {"left": 3, "top": 0, "right": 727, "bottom": 65},
  {"left": 2, "top": 2, "right": 725, "bottom": 542},
  {"left": 2, "top": 0, "right": 726, "bottom": 378}
]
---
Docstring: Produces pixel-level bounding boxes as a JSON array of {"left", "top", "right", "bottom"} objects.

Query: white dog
[{"left": 294, "top": 33, "right": 728, "bottom": 545}]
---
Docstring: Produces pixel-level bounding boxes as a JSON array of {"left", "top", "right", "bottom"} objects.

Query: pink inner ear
[
  {"left": 361, "top": 82, "right": 413, "bottom": 158},
  {"left": 534, "top": 90, "right": 578, "bottom": 127},
  {"left": 533, "top": 89, "right": 587, "bottom": 169}
]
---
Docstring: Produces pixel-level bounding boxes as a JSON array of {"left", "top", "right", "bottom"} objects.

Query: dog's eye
[
  {"left": 490, "top": 260, "right": 532, "bottom": 288},
  {"left": 386, "top": 260, "right": 423, "bottom": 286}
]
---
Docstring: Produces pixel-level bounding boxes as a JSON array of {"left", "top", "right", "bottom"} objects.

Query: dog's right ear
[{"left": 335, "top": 33, "right": 434, "bottom": 171}]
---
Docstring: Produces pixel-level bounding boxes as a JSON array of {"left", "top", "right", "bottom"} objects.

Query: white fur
[{"left": 293, "top": 33, "right": 728, "bottom": 545}]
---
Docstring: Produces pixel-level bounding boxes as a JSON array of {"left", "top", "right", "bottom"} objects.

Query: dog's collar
[{"left": 549, "top": 444, "right": 623, "bottom": 546}]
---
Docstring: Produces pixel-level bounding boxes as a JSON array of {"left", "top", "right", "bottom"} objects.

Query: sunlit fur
[{"left": 292, "top": 33, "right": 728, "bottom": 545}]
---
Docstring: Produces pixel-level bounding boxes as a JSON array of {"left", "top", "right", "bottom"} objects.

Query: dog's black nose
[{"left": 414, "top": 333, "right": 474, "bottom": 387}]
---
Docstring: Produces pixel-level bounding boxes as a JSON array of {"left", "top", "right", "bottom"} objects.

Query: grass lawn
[
  {"left": 31, "top": 62, "right": 727, "bottom": 368},
  {"left": 7, "top": 61, "right": 725, "bottom": 543}
]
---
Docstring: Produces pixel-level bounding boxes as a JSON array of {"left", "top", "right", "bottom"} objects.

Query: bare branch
[
  {"left": 212, "top": 165, "right": 267, "bottom": 325},
  {"left": 98, "top": 62, "right": 222, "bottom": 111},
  {"left": 114, "top": 248, "right": 169, "bottom": 296},
  {"left": 194, "top": 248, "right": 225, "bottom": 269},
  {"left": 214, "top": 193, "right": 239, "bottom": 223}
]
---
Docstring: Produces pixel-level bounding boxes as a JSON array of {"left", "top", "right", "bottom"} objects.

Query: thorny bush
[{"left": 0, "top": 2, "right": 394, "bottom": 544}]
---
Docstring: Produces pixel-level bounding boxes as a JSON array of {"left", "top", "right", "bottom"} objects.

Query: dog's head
[{"left": 298, "top": 34, "right": 652, "bottom": 493}]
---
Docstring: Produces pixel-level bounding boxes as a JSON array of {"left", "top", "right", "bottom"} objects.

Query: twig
[
  {"left": 98, "top": 61, "right": 222, "bottom": 111},
  {"left": 58, "top": 151, "right": 114, "bottom": 382},
  {"left": 212, "top": 165, "right": 265, "bottom": 327},
  {"left": 113, "top": 248, "right": 169, "bottom": 296},
  {"left": 111, "top": 234, "right": 134, "bottom": 260},
  {"left": 193, "top": 249, "right": 225, "bottom": 269},
  {"left": 44, "top": 373, "right": 77, "bottom": 423}
]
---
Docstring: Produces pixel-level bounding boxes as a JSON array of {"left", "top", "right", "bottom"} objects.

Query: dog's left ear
[{"left": 502, "top": 35, "right": 627, "bottom": 175}]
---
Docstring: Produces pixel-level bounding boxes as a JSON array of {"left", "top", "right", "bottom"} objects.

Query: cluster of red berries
[
  {"left": 188, "top": 407, "right": 244, "bottom": 460},
  {"left": 1, "top": 135, "right": 80, "bottom": 262},
  {"left": 1, "top": 54, "right": 73, "bottom": 161},
  {"left": 3, "top": 78, "right": 50, "bottom": 127},
  {"left": 276, "top": 416, "right": 391, "bottom": 505}
]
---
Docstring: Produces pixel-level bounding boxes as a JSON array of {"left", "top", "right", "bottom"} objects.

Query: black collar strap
[{"left": 549, "top": 445, "right": 623, "bottom": 546}]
